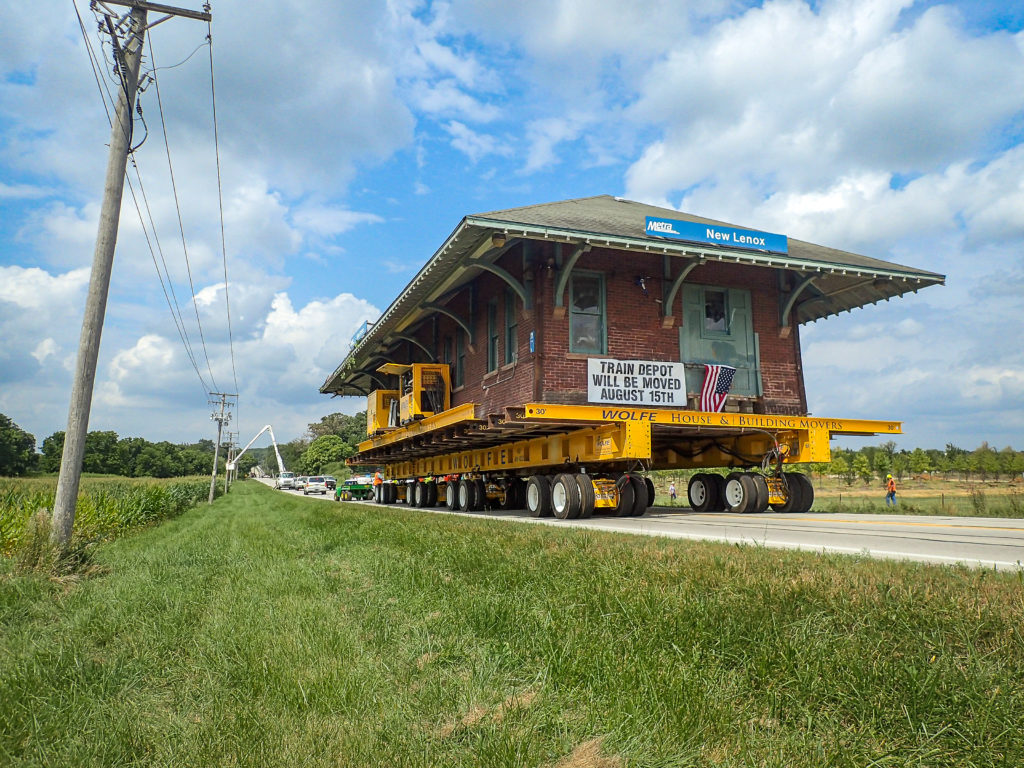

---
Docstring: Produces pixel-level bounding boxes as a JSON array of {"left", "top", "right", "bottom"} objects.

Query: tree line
[
  {"left": 818, "top": 441, "right": 1024, "bottom": 485},
  {"left": 0, "top": 411, "right": 367, "bottom": 479}
]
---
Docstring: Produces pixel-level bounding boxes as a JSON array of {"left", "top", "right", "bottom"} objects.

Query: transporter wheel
[
  {"left": 723, "top": 473, "right": 757, "bottom": 513},
  {"left": 770, "top": 474, "right": 802, "bottom": 513},
  {"left": 471, "top": 479, "right": 486, "bottom": 511},
  {"left": 374, "top": 484, "right": 383, "bottom": 503},
  {"left": 499, "top": 480, "right": 518, "bottom": 510},
  {"left": 457, "top": 478, "right": 473, "bottom": 511},
  {"left": 410, "top": 481, "right": 422, "bottom": 507},
  {"left": 627, "top": 472, "right": 649, "bottom": 516},
  {"left": 551, "top": 473, "right": 582, "bottom": 519},
  {"left": 426, "top": 482, "right": 438, "bottom": 507},
  {"left": 526, "top": 475, "right": 552, "bottom": 517},
  {"left": 750, "top": 474, "right": 770, "bottom": 513},
  {"left": 644, "top": 476, "right": 655, "bottom": 508},
  {"left": 575, "top": 474, "right": 596, "bottom": 518},
  {"left": 445, "top": 482, "right": 457, "bottom": 510},
  {"left": 789, "top": 473, "right": 814, "bottom": 513},
  {"left": 614, "top": 474, "right": 635, "bottom": 517},
  {"left": 687, "top": 473, "right": 718, "bottom": 513}
]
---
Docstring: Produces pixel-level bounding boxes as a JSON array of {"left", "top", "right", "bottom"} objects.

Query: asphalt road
[{"left": 262, "top": 481, "right": 1024, "bottom": 570}]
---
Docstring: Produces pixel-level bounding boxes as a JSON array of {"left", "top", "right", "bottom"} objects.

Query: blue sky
[{"left": 1, "top": 0, "right": 1022, "bottom": 454}]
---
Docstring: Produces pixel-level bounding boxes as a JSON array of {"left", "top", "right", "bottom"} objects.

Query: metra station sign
[{"left": 645, "top": 216, "right": 788, "bottom": 254}]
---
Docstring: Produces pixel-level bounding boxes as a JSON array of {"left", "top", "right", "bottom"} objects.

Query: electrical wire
[
  {"left": 206, "top": 14, "right": 241, "bottom": 433},
  {"left": 147, "top": 30, "right": 220, "bottom": 393},
  {"left": 74, "top": 0, "right": 210, "bottom": 399}
]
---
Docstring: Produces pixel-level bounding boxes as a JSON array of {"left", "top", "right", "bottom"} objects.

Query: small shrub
[{"left": 969, "top": 487, "right": 987, "bottom": 516}]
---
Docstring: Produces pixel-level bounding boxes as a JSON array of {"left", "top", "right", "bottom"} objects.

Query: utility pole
[
  {"left": 224, "top": 431, "right": 237, "bottom": 491},
  {"left": 51, "top": 1, "right": 211, "bottom": 548},
  {"left": 208, "top": 392, "right": 235, "bottom": 503}
]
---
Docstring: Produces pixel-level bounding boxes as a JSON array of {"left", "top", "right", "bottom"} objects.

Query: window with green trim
[
  {"left": 570, "top": 271, "right": 606, "bottom": 354},
  {"left": 455, "top": 329, "right": 465, "bottom": 388},
  {"left": 487, "top": 299, "right": 499, "bottom": 372},
  {"left": 504, "top": 289, "right": 518, "bottom": 365}
]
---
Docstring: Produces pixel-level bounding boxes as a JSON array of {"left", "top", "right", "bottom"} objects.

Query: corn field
[{"left": 0, "top": 477, "right": 210, "bottom": 555}]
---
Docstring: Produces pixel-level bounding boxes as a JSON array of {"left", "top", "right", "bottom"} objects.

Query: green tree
[
  {"left": 973, "top": 442, "right": 1000, "bottom": 481},
  {"left": 40, "top": 430, "right": 65, "bottom": 473},
  {"left": 873, "top": 451, "right": 892, "bottom": 481},
  {"left": 83, "top": 430, "right": 120, "bottom": 474},
  {"left": 909, "top": 447, "right": 932, "bottom": 476},
  {"left": 853, "top": 453, "right": 872, "bottom": 485},
  {"left": 0, "top": 414, "right": 37, "bottom": 476},
  {"left": 300, "top": 434, "right": 350, "bottom": 474}
]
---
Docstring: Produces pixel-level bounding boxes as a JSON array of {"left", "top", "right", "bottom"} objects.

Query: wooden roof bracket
[
  {"left": 390, "top": 333, "right": 437, "bottom": 362},
  {"left": 779, "top": 273, "right": 817, "bottom": 337},
  {"left": 661, "top": 257, "right": 701, "bottom": 328},
  {"left": 552, "top": 242, "right": 591, "bottom": 318},
  {"left": 422, "top": 302, "right": 474, "bottom": 351}
]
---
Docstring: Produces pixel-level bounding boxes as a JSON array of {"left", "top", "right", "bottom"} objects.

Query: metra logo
[{"left": 646, "top": 219, "right": 678, "bottom": 234}]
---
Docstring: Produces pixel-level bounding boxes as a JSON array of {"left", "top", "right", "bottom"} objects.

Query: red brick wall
[{"left": 399, "top": 241, "right": 806, "bottom": 417}]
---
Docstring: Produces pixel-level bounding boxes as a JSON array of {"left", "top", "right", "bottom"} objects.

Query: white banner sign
[{"left": 587, "top": 358, "right": 687, "bottom": 406}]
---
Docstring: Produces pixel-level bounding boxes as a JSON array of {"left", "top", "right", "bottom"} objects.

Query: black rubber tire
[
  {"left": 723, "top": 472, "right": 755, "bottom": 513},
  {"left": 374, "top": 484, "right": 383, "bottom": 503},
  {"left": 500, "top": 480, "right": 518, "bottom": 510},
  {"left": 526, "top": 475, "right": 552, "bottom": 517},
  {"left": 457, "top": 478, "right": 473, "bottom": 512},
  {"left": 426, "top": 482, "right": 438, "bottom": 507},
  {"left": 576, "top": 473, "right": 596, "bottom": 518},
  {"left": 614, "top": 475, "right": 635, "bottom": 516},
  {"left": 789, "top": 473, "right": 814, "bottom": 513},
  {"left": 410, "top": 481, "right": 422, "bottom": 507},
  {"left": 445, "top": 482, "right": 457, "bottom": 510},
  {"left": 628, "top": 472, "right": 648, "bottom": 516},
  {"left": 471, "top": 479, "right": 486, "bottom": 511},
  {"left": 749, "top": 474, "right": 770, "bottom": 513},
  {"left": 644, "top": 476, "right": 655, "bottom": 508},
  {"left": 511, "top": 478, "right": 526, "bottom": 509},
  {"left": 687, "top": 473, "right": 718, "bottom": 513},
  {"left": 551, "top": 473, "right": 582, "bottom": 519},
  {"left": 771, "top": 474, "right": 802, "bottom": 513}
]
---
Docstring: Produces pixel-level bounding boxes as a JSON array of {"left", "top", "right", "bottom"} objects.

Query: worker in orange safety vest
[{"left": 885, "top": 474, "right": 897, "bottom": 507}]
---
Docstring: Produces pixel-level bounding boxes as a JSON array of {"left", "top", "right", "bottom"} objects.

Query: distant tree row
[
  {"left": 0, "top": 413, "right": 236, "bottom": 478},
  {"left": 815, "top": 441, "right": 1024, "bottom": 485}
]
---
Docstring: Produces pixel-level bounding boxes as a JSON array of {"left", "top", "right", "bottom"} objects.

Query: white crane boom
[{"left": 228, "top": 425, "right": 286, "bottom": 474}]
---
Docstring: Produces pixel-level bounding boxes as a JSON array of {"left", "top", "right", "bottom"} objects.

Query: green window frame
[
  {"left": 504, "top": 289, "right": 518, "bottom": 365},
  {"left": 487, "top": 298, "right": 499, "bottom": 372},
  {"left": 455, "top": 329, "right": 465, "bottom": 388},
  {"left": 569, "top": 271, "right": 606, "bottom": 355}
]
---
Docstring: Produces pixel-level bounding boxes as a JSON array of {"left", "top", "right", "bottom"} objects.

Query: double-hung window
[
  {"left": 487, "top": 299, "right": 499, "bottom": 372},
  {"left": 455, "top": 329, "right": 465, "bottom": 388},
  {"left": 570, "top": 271, "right": 606, "bottom": 355},
  {"left": 504, "top": 289, "right": 518, "bottom": 365}
]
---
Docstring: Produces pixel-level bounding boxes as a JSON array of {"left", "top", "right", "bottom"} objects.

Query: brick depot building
[{"left": 321, "top": 195, "right": 943, "bottom": 419}]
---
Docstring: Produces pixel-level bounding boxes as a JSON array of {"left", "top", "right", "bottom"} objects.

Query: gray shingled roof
[{"left": 321, "top": 195, "right": 944, "bottom": 396}]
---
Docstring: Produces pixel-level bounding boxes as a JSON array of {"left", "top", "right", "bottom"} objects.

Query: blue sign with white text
[{"left": 645, "top": 217, "right": 788, "bottom": 254}]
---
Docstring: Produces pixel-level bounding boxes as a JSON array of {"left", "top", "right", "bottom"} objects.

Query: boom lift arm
[{"left": 228, "top": 424, "right": 286, "bottom": 474}]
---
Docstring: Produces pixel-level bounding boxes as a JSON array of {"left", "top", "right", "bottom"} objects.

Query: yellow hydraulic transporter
[{"left": 320, "top": 195, "right": 944, "bottom": 518}]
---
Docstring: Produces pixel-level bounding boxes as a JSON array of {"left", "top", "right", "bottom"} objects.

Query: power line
[
  {"left": 206, "top": 17, "right": 241, "bottom": 433},
  {"left": 147, "top": 31, "right": 220, "bottom": 393}
]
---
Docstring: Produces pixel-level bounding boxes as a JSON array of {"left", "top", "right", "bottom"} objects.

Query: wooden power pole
[{"left": 51, "top": 1, "right": 212, "bottom": 548}]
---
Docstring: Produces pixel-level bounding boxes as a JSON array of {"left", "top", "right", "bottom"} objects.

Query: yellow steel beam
[
  {"left": 357, "top": 402, "right": 479, "bottom": 452},
  {"left": 383, "top": 421, "right": 648, "bottom": 479},
  {"left": 520, "top": 403, "right": 901, "bottom": 437}
]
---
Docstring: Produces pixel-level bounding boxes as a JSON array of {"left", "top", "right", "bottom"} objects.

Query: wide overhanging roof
[{"left": 322, "top": 195, "right": 944, "bottom": 397}]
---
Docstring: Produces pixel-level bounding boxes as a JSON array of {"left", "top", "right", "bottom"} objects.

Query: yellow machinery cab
[
  {"left": 374, "top": 363, "right": 451, "bottom": 427},
  {"left": 366, "top": 389, "right": 400, "bottom": 436}
]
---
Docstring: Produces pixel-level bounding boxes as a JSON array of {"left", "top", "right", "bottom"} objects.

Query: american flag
[{"left": 700, "top": 364, "right": 736, "bottom": 412}]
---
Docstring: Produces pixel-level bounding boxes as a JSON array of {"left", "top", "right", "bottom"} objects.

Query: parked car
[
  {"left": 274, "top": 471, "right": 296, "bottom": 490},
  {"left": 305, "top": 476, "right": 328, "bottom": 495},
  {"left": 323, "top": 476, "right": 337, "bottom": 490},
  {"left": 294, "top": 476, "right": 309, "bottom": 491}
]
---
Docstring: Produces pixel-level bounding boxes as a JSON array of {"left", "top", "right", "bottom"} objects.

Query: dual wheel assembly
[
  {"left": 524, "top": 472, "right": 653, "bottom": 519},
  {"left": 687, "top": 471, "right": 814, "bottom": 514}
]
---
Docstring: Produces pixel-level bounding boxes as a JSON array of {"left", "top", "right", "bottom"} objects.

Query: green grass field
[{"left": 2, "top": 481, "right": 1023, "bottom": 767}]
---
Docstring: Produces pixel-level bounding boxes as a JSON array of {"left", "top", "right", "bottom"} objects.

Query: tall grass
[
  {"left": 2, "top": 481, "right": 1022, "bottom": 767},
  {"left": 0, "top": 476, "right": 209, "bottom": 556}
]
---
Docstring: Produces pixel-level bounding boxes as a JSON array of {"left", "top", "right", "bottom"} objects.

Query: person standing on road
[
  {"left": 885, "top": 474, "right": 897, "bottom": 507},
  {"left": 669, "top": 481, "right": 677, "bottom": 502}
]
